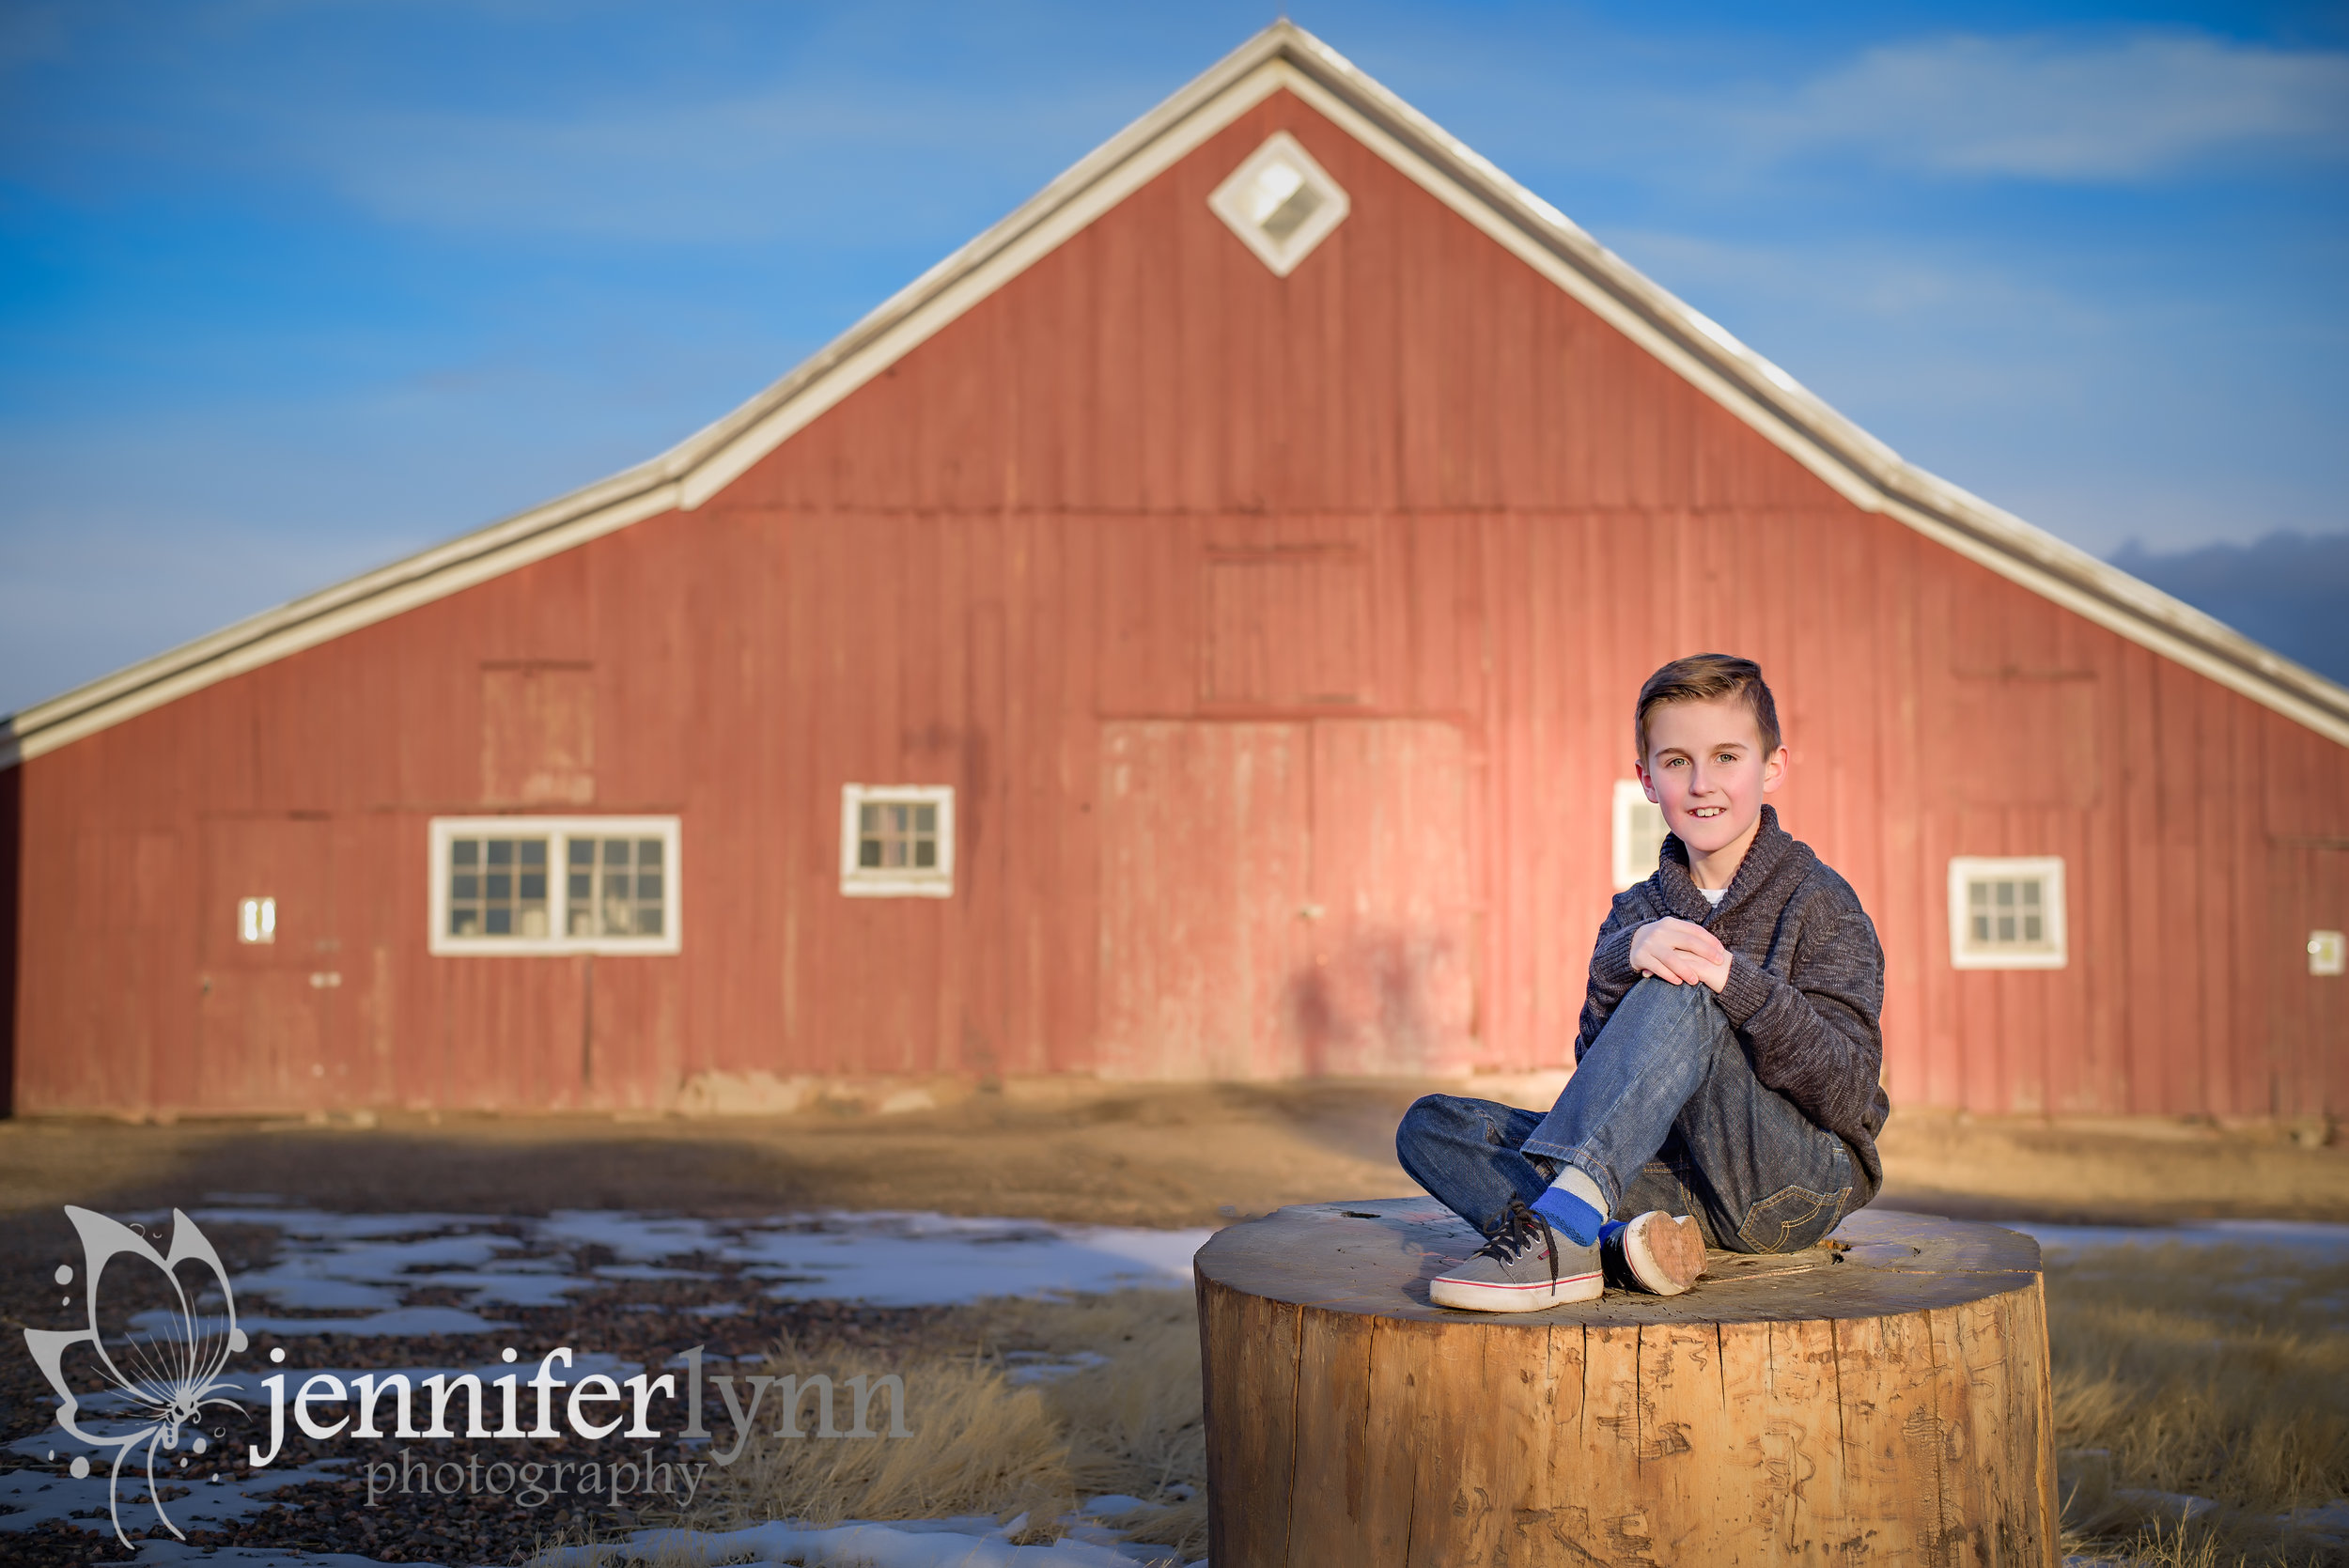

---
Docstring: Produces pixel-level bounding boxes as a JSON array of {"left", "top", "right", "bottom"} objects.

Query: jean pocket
[{"left": 1735, "top": 1184, "right": 1851, "bottom": 1254}]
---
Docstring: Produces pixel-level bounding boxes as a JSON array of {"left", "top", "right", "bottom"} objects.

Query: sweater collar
[{"left": 1657, "top": 805, "right": 1800, "bottom": 924}]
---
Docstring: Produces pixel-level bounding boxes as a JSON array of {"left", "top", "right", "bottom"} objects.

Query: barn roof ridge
[{"left": 7, "top": 19, "right": 2345, "bottom": 763}]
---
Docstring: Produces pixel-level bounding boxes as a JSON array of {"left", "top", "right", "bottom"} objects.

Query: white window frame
[
  {"left": 1611, "top": 779, "right": 1669, "bottom": 890},
  {"left": 1206, "top": 132, "right": 1351, "bottom": 278},
  {"left": 1947, "top": 856, "right": 2067, "bottom": 970},
  {"left": 840, "top": 784, "right": 955, "bottom": 898},
  {"left": 428, "top": 815, "right": 682, "bottom": 956},
  {"left": 236, "top": 896, "right": 277, "bottom": 945},
  {"left": 2310, "top": 930, "right": 2345, "bottom": 977}
]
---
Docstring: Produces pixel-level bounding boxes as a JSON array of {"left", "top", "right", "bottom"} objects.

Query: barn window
[
  {"left": 448, "top": 835, "right": 551, "bottom": 939},
  {"left": 1947, "top": 857, "right": 2067, "bottom": 970},
  {"left": 840, "top": 785, "right": 955, "bottom": 898},
  {"left": 236, "top": 896, "right": 276, "bottom": 944},
  {"left": 568, "top": 835, "right": 667, "bottom": 939},
  {"left": 429, "top": 816, "right": 681, "bottom": 955},
  {"left": 1207, "top": 132, "right": 1350, "bottom": 277},
  {"left": 1611, "top": 780, "right": 1669, "bottom": 890},
  {"left": 2312, "top": 931, "right": 2346, "bottom": 977}
]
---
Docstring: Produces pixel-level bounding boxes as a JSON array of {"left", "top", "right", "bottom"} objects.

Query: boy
[{"left": 1396, "top": 654, "right": 1889, "bottom": 1309}]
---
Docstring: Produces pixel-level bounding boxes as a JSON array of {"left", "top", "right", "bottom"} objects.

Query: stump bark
[{"left": 1195, "top": 1201, "right": 2057, "bottom": 1567}]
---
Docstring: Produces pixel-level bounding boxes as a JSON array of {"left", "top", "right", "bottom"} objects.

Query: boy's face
[{"left": 1636, "top": 696, "right": 1787, "bottom": 859}]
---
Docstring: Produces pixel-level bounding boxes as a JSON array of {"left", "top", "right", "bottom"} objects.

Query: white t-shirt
[{"left": 1700, "top": 887, "right": 1727, "bottom": 907}]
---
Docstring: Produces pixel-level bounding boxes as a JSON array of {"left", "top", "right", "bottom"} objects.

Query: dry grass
[
  {"left": 690, "top": 1289, "right": 1207, "bottom": 1556},
  {"left": 2067, "top": 1515, "right": 2344, "bottom": 1568},
  {"left": 670, "top": 1241, "right": 2349, "bottom": 1567},
  {"left": 983, "top": 1292, "right": 1208, "bottom": 1552},
  {"left": 2047, "top": 1241, "right": 2349, "bottom": 1566}
]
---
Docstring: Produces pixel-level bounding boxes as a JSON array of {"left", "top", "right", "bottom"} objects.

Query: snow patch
[
  {"left": 181, "top": 1204, "right": 1210, "bottom": 1329},
  {"left": 2004, "top": 1218, "right": 2349, "bottom": 1259},
  {"left": 0, "top": 1430, "right": 346, "bottom": 1538},
  {"left": 542, "top": 1517, "right": 1197, "bottom": 1567}
]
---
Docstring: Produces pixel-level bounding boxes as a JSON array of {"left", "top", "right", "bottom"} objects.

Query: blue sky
[{"left": 4, "top": 1, "right": 2346, "bottom": 712}]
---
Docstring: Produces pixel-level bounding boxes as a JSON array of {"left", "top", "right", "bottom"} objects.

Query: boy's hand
[{"left": 1629, "top": 918, "right": 1733, "bottom": 993}]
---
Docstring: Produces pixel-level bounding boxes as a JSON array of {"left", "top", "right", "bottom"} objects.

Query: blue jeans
[{"left": 1396, "top": 977, "right": 1856, "bottom": 1253}]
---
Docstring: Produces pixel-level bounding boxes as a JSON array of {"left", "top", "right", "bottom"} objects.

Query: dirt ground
[
  {"left": 2, "top": 1083, "right": 2344, "bottom": 1565},
  {"left": 3, "top": 1078, "right": 2342, "bottom": 1244}
]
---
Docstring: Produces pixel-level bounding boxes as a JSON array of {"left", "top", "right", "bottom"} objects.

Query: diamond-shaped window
[{"left": 1208, "top": 132, "right": 1350, "bottom": 278}]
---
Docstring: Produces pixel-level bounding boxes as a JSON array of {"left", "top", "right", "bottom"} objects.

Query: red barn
[{"left": 4, "top": 23, "right": 2344, "bottom": 1120}]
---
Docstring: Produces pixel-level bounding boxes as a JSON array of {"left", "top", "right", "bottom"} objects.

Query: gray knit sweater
[{"left": 1577, "top": 805, "right": 1891, "bottom": 1203}]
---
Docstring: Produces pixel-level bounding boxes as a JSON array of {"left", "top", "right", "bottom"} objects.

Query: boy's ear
[
  {"left": 1635, "top": 758, "right": 1657, "bottom": 802},
  {"left": 1761, "top": 744, "right": 1789, "bottom": 795}
]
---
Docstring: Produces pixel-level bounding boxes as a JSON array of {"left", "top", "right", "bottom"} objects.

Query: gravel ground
[
  {"left": 4, "top": 1087, "right": 2342, "bottom": 1565},
  {"left": 0, "top": 1221, "right": 979, "bottom": 1567}
]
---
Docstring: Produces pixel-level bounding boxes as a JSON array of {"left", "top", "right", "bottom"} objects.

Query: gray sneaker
[{"left": 1429, "top": 1199, "right": 1602, "bottom": 1312}]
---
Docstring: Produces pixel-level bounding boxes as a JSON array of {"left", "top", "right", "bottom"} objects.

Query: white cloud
[
  {"left": 0, "top": 0, "right": 1176, "bottom": 245},
  {"left": 1766, "top": 31, "right": 2349, "bottom": 179},
  {"left": 1610, "top": 228, "right": 2102, "bottom": 332},
  {"left": 0, "top": 512, "right": 422, "bottom": 715},
  {"left": 1601, "top": 227, "right": 2121, "bottom": 421},
  {"left": 290, "top": 82, "right": 1142, "bottom": 244},
  {"left": 1574, "top": 225, "right": 2349, "bottom": 555}
]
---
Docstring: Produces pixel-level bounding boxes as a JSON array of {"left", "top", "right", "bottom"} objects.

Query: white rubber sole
[
  {"left": 1621, "top": 1212, "right": 1705, "bottom": 1296},
  {"left": 1429, "top": 1267, "right": 1603, "bottom": 1312}
]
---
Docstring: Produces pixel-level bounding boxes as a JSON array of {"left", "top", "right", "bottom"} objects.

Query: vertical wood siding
[{"left": 10, "top": 88, "right": 2346, "bottom": 1114}]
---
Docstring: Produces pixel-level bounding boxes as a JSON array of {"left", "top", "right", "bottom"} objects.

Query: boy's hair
[{"left": 1635, "top": 654, "right": 1782, "bottom": 760}]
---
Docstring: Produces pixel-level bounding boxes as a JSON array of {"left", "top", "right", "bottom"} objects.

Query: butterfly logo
[{"left": 22, "top": 1206, "right": 249, "bottom": 1548}]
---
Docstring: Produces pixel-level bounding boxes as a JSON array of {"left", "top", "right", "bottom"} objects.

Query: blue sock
[{"left": 1530, "top": 1185, "right": 1605, "bottom": 1247}]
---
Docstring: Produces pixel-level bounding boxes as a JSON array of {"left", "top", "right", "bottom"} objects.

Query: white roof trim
[{"left": 7, "top": 20, "right": 2344, "bottom": 764}]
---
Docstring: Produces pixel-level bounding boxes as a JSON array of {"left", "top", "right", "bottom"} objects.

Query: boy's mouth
[{"left": 1687, "top": 805, "right": 1726, "bottom": 819}]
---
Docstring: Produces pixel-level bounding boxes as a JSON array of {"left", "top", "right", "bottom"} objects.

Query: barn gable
[
  {"left": 5, "top": 19, "right": 2343, "bottom": 763},
  {"left": 8, "top": 22, "right": 2346, "bottom": 1125}
]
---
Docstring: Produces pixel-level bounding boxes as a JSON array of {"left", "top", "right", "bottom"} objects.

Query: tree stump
[{"left": 1195, "top": 1200, "right": 2057, "bottom": 1567}]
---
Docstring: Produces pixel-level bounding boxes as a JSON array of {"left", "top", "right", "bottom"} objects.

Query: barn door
[
  {"left": 196, "top": 817, "right": 343, "bottom": 1111},
  {"left": 1096, "top": 719, "right": 1474, "bottom": 1079},
  {"left": 1297, "top": 720, "right": 1475, "bottom": 1076},
  {"left": 2269, "top": 844, "right": 2347, "bottom": 1117},
  {"left": 1097, "top": 722, "right": 1310, "bottom": 1079}
]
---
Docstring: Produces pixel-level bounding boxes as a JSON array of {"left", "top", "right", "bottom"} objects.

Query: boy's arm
[
  {"left": 1712, "top": 904, "right": 1886, "bottom": 1137},
  {"left": 1573, "top": 903, "right": 1644, "bottom": 1062}
]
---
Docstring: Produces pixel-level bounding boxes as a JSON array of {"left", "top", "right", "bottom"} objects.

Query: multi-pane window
[
  {"left": 568, "top": 835, "right": 666, "bottom": 938},
  {"left": 1611, "top": 780, "right": 1670, "bottom": 890},
  {"left": 859, "top": 802, "right": 939, "bottom": 873},
  {"left": 840, "top": 785, "right": 955, "bottom": 898},
  {"left": 430, "top": 817, "right": 680, "bottom": 955},
  {"left": 1947, "top": 857, "right": 2066, "bottom": 970},
  {"left": 447, "top": 836, "right": 551, "bottom": 938},
  {"left": 1968, "top": 877, "right": 2044, "bottom": 946}
]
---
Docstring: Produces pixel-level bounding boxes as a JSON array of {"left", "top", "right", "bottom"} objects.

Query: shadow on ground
[{"left": 2, "top": 1085, "right": 2341, "bottom": 1250}]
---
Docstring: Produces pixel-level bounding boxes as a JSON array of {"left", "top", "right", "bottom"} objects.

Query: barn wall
[
  {"left": 12, "top": 88, "right": 2347, "bottom": 1116},
  {"left": 1, "top": 758, "right": 18, "bottom": 1117}
]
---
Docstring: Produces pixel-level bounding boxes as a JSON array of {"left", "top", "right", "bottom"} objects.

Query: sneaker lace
[{"left": 1477, "top": 1199, "right": 1561, "bottom": 1288}]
